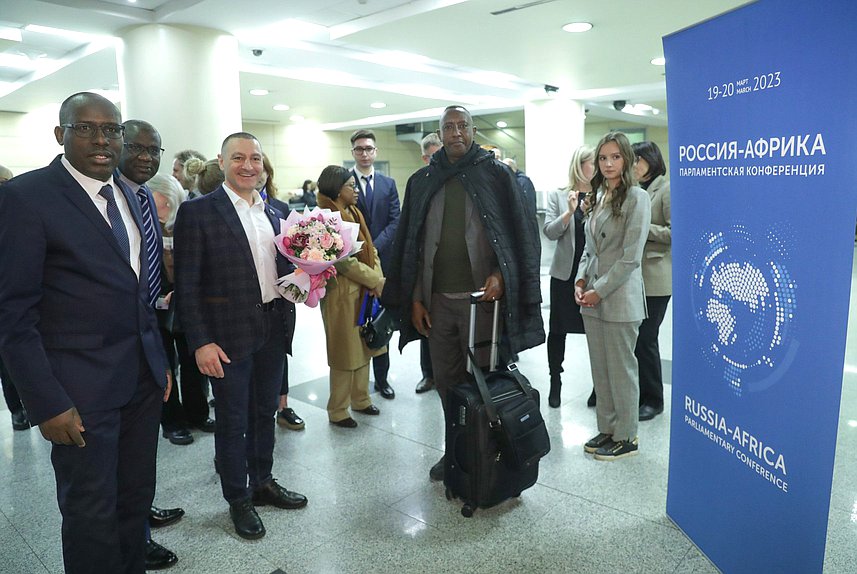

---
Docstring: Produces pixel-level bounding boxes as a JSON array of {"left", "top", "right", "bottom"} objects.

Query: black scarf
[{"left": 432, "top": 143, "right": 487, "bottom": 184}]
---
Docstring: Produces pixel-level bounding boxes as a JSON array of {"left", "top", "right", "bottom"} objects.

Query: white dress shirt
[
  {"left": 222, "top": 184, "right": 279, "bottom": 303},
  {"left": 61, "top": 156, "right": 141, "bottom": 279}
]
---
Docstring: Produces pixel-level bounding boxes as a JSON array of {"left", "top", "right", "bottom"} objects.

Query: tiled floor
[{"left": 2, "top": 238, "right": 857, "bottom": 573}]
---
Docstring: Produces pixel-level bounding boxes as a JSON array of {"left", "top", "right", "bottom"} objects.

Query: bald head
[{"left": 0, "top": 164, "right": 12, "bottom": 184}]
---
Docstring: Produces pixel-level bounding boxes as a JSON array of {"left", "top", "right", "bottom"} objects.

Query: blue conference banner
[{"left": 664, "top": 1, "right": 857, "bottom": 572}]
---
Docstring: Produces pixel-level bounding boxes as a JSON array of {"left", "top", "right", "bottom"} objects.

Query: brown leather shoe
[{"left": 330, "top": 417, "right": 358, "bottom": 428}]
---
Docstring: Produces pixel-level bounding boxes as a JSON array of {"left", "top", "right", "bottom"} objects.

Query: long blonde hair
[{"left": 566, "top": 145, "right": 594, "bottom": 192}]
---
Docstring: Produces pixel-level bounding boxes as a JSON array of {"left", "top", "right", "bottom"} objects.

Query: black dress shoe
[
  {"left": 149, "top": 506, "right": 185, "bottom": 528},
  {"left": 587, "top": 389, "right": 597, "bottom": 408},
  {"left": 354, "top": 404, "right": 380, "bottom": 415},
  {"left": 145, "top": 539, "right": 178, "bottom": 570},
  {"left": 229, "top": 499, "right": 265, "bottom": 540},
  {"left": 639, "top": 404, "right": 664, "bottom": 421},
  {"left": 10, "top": 409, "right": 30, "bottom": 431},
  {"left": 276, "top": 408, "right": 305, "bottom": 430},
  {"left": 162, "top": 429, "right": 194, "bottom": 445},
  {"left": 415, "top": 377, "right": 435, "bottom": 394},
  {"left": 329, "top": 417, "right": 358, "bottom": 428},
  {"left": 192, "top": 418, "right": 216, "bottom": 433},
  {"left": 374, "top": 380, "right": 395, "bottom": 399},
  {"left": 429, "top": 456, "right": 445, "bottom": 482},
  {"left": 252, "top": 479, "right": 308, "bottom": 509}
]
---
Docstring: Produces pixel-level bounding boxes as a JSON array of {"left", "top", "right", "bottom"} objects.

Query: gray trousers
[
  {"left": 427, "top": 294, "right": 493, "bottom": 410},
  {"left": 582, "top": 315, "right": 642, "bottom": 442}
]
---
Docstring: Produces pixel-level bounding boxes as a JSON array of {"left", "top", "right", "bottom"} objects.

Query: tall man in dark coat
[
  {"left": 350, "top": 129, "right": 400, "bottom": 399},
  {"left": 385, "top": 106, "right": 544, "bottom": 481},
  {"left": 173, "top": 132, "right": 306, "bottom": 541},
  {"left": 0, "top": 92, "right": 170, "bottom": 573}
]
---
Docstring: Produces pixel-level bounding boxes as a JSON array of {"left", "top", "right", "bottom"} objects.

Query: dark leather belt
[{"left": 258, "top": 299, "right": 285, "bottom": 312}]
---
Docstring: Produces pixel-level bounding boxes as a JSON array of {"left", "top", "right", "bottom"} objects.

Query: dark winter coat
[{"left": 385, "top": 144, "right": 544, "bottom": 354}]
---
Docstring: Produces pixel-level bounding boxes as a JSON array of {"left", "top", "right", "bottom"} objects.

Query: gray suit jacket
[
  {"left": 543, "top": 189, "right": 579, "bottom": 281},
  {"left": 576, "top": 185, "right": 651, "bottom": 322},
  {"left": 641, "top": 175, "right": 672, "bottom": 297},
  {"left": 413, "top": 187, "right": 496, "bottom": 309}
]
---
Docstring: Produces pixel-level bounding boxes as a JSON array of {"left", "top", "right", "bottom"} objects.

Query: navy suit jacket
[
  {"left": 0, "top": 156, "right": 168, "bottom": 424},
  {"left": 353, "top": 169, "right": 400, "bottom": 270},
  {"left": 173, "top": 186, "right": 296, "bottom": 362}
]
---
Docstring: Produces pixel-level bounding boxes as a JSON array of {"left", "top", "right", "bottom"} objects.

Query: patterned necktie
[
  {"left": 99, "top": 184, "right": 131, "bottom": 262},
  {"left": 362, "top": 175, "right": 374, "bottom": 209},
  {"left": 136, "top": 185, "right": 162, "bottom": 307}
]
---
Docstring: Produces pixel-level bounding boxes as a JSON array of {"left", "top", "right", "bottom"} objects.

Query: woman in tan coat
[{"left": 316, "top": 165, "right": 386, "bottom": 428}]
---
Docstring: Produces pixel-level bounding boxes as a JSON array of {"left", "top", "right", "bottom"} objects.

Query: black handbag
[
  {"left": 358, "top": 294, "right": 396, "bottom": 350},
  {"left": 467, "top": 351, "right": 551, "bottom": 470}
]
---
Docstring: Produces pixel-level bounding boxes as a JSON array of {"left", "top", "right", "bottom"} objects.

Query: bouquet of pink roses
[{"left": 273, "top": 208, "right": 362, "bottom": 307}]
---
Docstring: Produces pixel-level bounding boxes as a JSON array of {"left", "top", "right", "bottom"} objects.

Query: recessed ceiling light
[
  {"left": 273, "top": 104, "right": 290, "bottom": 111},
  {"left": 562, "top": 22, "right": 592, "bottom": 33},
  {"left": 290, "top": 114, "right": 305, "bottom": 122},
  {"left": 651, "top": 57, "right": 666, "bottom": 66},
  {"left": 370, "top": 102, "right": 386, "bottom": 109},
  {"left": 249, "top": 89, "right": 269, "bottom": 96},
  {"left": 496, "top": 121, "right": 508, "bottom": 129}
]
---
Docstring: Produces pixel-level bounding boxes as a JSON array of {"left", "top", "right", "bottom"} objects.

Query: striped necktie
[
  {"left": 99, "top": 185, "right": 131, "bottom": 262},
  {"left": 136, "top": 185, "right": 162, "bottom": 307}
]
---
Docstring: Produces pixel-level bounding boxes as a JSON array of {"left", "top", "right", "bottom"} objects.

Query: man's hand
[
  {"left": 195, "top": 343, "right": 231, "bottom": 378},
  {"left": 412, "top": 300, "right": 432, "bottom": 337},
  {"left": 479, "top": 272, "right": 505, "bottom": 302},
  {"left": 39, "top": 407, "right": 86, "bottom": 447},
  {"left": 164, "top": 370, "right": 173, "bottom": 402}
]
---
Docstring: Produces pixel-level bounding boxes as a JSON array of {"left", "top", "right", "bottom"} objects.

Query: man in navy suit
[
  {"left": 350, "top": 129, "right": 400, "bottom": 399},
  {"left": 0, "top": 92, "right": 169, "bottom": 573},
  {"left": 173, "top": 132, "right": 306, "bottom": 540}
]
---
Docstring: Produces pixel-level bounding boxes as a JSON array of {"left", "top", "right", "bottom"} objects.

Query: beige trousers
[{"left": 328, "top": 364, "right": 372, "bottom": 422}]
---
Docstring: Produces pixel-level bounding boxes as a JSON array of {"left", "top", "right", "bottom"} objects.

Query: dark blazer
[
  {"left": 173, "top": 186, "right": 296, "bottom": 362},
  {"left": 353, "top": 169, "right": 400, "bottom": 270},
  {"left": 0, "top": 156, "right": 168, "bottom": 424}
]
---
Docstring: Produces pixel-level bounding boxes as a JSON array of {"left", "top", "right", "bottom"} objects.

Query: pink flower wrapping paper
[{"left": 273, "top": 207, "right": 362, "bottom": 307}]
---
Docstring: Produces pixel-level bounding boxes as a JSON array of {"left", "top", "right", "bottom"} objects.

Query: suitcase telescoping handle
[
  {"left": 466, "top": 292, "right": 535, "bottom": 430},
  {"left": 468, "top": 291, "right": 500, "bottom": 374}
]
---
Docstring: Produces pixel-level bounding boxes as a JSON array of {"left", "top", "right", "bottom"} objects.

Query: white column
[
  {"left": 524, "top": 98, "right": 585, "bottom": 207},
  {"left": 117, "top": 25, "right": 242, "bottom": 167}
]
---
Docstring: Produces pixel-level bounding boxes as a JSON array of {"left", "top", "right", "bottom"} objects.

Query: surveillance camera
[
  {"left": 613, "top": 100, "right": 627, "bottom": 111},
  {"left": 543, "top": 84, "right": 559, "bottom": 94},
  {"left": 252, "top": 49, "right": 263, "bottom": 57}
]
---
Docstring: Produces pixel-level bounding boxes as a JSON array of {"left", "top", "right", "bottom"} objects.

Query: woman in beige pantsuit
[
  {"left": 575, "top": 132, "right": 650, "bottom": 461},
  {"left": 316, "top": 165, "right": 386, "bottom": 428}
]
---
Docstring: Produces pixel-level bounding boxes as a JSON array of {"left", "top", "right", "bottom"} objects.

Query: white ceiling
[{"left": 0, "top": 0, "right": 750, "bottom": 130}]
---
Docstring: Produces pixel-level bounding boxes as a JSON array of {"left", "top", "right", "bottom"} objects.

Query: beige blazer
[
  {"left": 641, "top": 175, "right": 672, "bottom": 297},
  {"left": 320, "top": 247, "right": 386, "bottom": 371},
  {"left": 576, "top": 185, "right": 650, "bottom": 323}
]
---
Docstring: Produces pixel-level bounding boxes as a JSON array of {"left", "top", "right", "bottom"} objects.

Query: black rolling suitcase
[{"left": 443, "top": 292, "right": 550, "bottom": 517}]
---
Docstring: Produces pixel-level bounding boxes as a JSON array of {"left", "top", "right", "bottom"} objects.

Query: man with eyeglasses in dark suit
[{"left": 0, "top": 92, "right": 170, "bottom": 573}]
